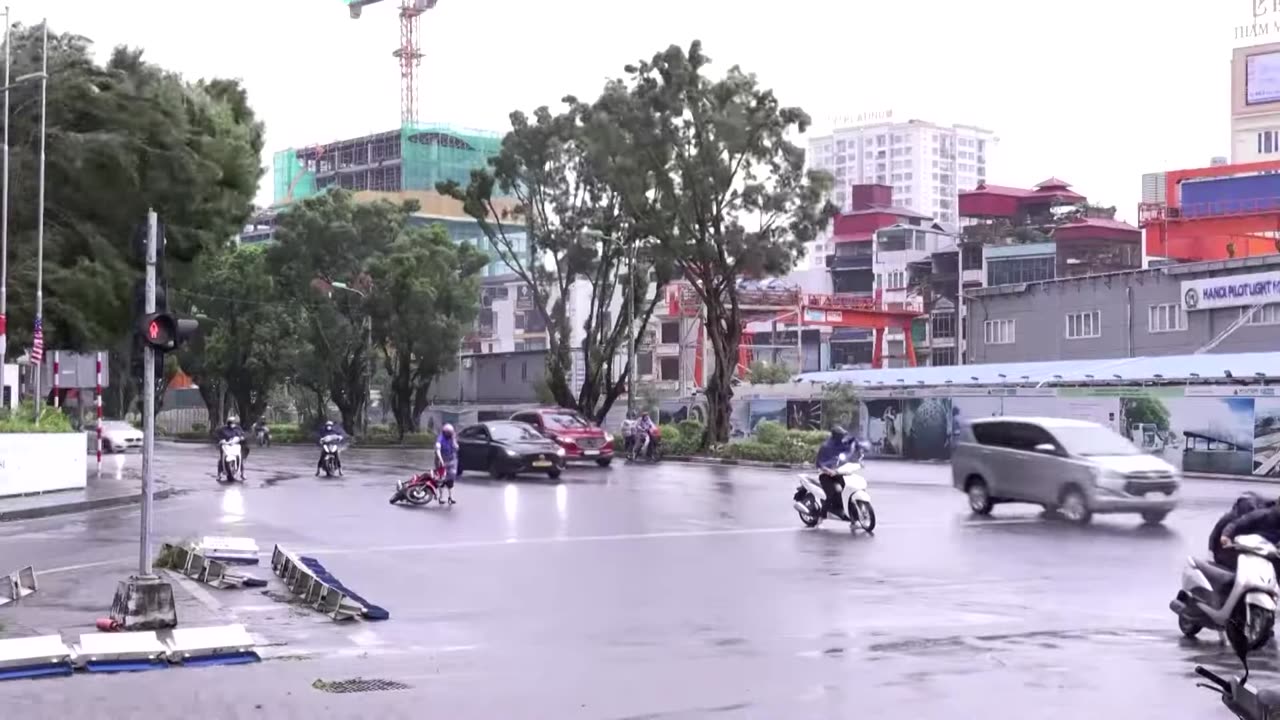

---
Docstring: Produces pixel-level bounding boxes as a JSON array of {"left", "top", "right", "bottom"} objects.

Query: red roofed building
[
  {"left": 1052, "top": 216, "right": 1143, "bottom": 278},
  {"left": 827, "top": 184, "right": 935, "bottom": 296},
  {"left": 959, "top": 177, "right": 1086, "bottom": 222}
]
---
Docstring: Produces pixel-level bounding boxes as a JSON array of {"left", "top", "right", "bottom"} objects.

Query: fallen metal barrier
[
  {"left": 0, "top": 624, "right": 259, "bottom": 680},
  {"left": 159, "top": 543, "right": 259, "bottom": 590},
  {"left": 0, "top": 635, "right": 73, "bottom": 681},
  {"left": 0, "top": 566, "right": 37, "bottom": 607},
  {"left": 196, "top": 536, "right": 260, "bottom": 565},
  {"left": 270, "top": 545, "right": 388, "bottom": 621}
]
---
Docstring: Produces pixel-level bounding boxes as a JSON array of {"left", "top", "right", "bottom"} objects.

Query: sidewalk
[{"left": 0, "top": 471, "right": 175, "bottom": 522}]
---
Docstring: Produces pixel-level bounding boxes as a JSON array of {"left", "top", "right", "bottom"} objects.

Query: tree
[
  {"left": 597, "top": 41, "right": 836, "bottom": 445},
  {"left": 440, "top": 103, "right": 669, "bottom": 422},
  {"left": 367, "top": 224, "right": 486, "bottom": 439},
  {"left": 746, "top": 360, "right": 791, "bottom": 385},
  {"left": 5, "top": 23, "right": 261, "bottom": 410},
  {"left": 174, "top": 244, "right": 299, "bottom": 428}
]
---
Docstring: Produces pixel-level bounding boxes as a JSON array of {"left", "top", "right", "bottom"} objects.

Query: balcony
[{"left": 825, "top": 254, "right": 873, "bottom": 270}]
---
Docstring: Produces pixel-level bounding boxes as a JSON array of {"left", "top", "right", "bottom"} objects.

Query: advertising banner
[{"left": 1181, "top": 270, "right": 1280, "bottom": 311}]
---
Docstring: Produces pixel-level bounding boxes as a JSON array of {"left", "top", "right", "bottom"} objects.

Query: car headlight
[
  {"left": 506, "top": 448, "right": 521, "bottom": 457},
  {"left": 556, "top": 447, "right": 566, "bottom": 456}
]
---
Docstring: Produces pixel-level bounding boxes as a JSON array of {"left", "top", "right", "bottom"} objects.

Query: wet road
[{"left": 0, "top": 443, "right": 1277, "bottom": 718}]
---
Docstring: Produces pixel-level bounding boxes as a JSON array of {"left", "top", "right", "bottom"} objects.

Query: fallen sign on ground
[
  {"left": 0, "top": 624, "right": 258, "bottom": 680},
  {"left": 0, "top": 565, "right": 37, "bottom": 607},
  {"left": 270, "top": 545, "right": 390, "bottom": 622},
  {"left": 158, "top": 542, "right": 266, "bottom": 590}
]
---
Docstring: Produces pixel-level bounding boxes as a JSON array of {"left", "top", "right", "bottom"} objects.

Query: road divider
[
  {"left": 0, "top": 565, "right": 37, "bottom": 607},
  {"left": 0, "top": 624, "right": 257, "bottom": 681},
  {"left": 270, "top": 545, "right": 390, "bottom": 621}
]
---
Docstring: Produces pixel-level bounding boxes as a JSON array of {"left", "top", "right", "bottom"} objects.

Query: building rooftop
[
  {"left": 1051, "top": 217, "right": 1141, "bottom": 237},
  {"left": 795, "top": 350, "right": 1280, "bottom": 386},
  {"left": 968, "top": 253, "right": 1280, "bottom": 298},
  {"left": 984, "top": 242, "right": 1057, "bottom": 259},
  {"left": 843, "top": 205, "right": 933, "bottom": 220}
]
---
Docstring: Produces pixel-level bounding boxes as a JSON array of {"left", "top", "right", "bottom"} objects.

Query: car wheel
[
  {"left": 547, "top": 469, "right": 562, "bottom": 480},
  {"left": 1059, "top": 487, "right": 1092, "bottom": 524},
  {"left": 489, "top": 466, "right": 504, "bottom": 479},
  {"left": 1141, "top": 510, "right": 1169, "bottom": 525},
  {"left": 966, "top": 477, "right": 994, "bottom": 516},
  {"left": 595, "top": 458, "right": 612, "bottom": 468}
]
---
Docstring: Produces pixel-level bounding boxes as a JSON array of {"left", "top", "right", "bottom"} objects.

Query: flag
[{"left": 31, "top": 316, "right": 43, "bottom": 363}]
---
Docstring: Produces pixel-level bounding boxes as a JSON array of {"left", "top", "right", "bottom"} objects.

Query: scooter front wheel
[
  {"left": 406, "top": 486, "right": 435, "bottom": 505},
  {"left": 851, "top": 500, "right": 876, "bottom": 533},
  {"left": 1177, "top": 614, "right": 1202, "bottom": 639}
]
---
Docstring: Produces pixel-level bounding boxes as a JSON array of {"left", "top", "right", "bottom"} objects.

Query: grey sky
[{"left": 36, "top": 1, "right": 1255, "bottom": 219}]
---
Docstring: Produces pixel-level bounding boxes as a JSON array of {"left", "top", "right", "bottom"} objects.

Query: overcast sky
[{"left": 33, "top": 0, "right": 1261, "bottom": 219}]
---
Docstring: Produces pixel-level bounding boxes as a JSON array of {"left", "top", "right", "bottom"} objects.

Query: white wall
[{"left": 0, "top": 433, "right": 87, "bottom": 497}]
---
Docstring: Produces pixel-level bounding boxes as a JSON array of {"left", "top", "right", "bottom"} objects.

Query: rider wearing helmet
[
  {"left": 635, "top": 411, "right": 658, "bottom": 458},
  {"left": 435, "top": 423, "right": 458, "bottom": 504},
  {"left": 214, "top": 414, "right": 246, "bottom": 477},
  {"left": 1210, "top": 492, "right": 1275, "bottom": 567},
  {"left": 1218, "top": 493, "right": 1280, "bottom": 566},
  {"left": 315, "top": 420, "right": 347, "bottom": 476},
  {"left": 815, "top": 426, "right": 857, "bottom": 517}
]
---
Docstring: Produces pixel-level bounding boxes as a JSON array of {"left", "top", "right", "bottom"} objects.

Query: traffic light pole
[
  {"left": 140, "top": 209, "right": 157, "bottom": 576},
  {"left": 109, "top": 208, "right": 176, "bottom": 631}
]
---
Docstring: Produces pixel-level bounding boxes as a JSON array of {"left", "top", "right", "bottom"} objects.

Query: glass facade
[
  {"left": 986, "top": 255, "right": 1055, "bottom": 286},
  {"left": 411, "top": 216, "right": 528, "bottom": 277}
]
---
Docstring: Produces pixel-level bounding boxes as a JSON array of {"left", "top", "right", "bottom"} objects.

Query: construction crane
[{"left": 344, "top": 0, "right": 437, "bottom": 125}]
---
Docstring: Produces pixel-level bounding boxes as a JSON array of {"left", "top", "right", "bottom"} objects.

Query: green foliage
[
  {"left": 747, "top": 361, "right": 792, "bottom": 385},
  {"left": 440, "top": 100, "right": 670, "bottom": 423},
  {"left": 0, "top": 403, "right": 75, "bottom": 433},
  {"left": 593, "top": 41, "right": 837, "bottom": 444},
  {"left": 659, "top": 420, "right": 703, "bottom": 456},
  {"left": 753, "top": 420, "right": 788, "bottom": 446},
  {"left": 820, "top": 383, "right": 860, "bottom": 432},
  {"left": 1123, "top": 396, "right": 1171, "bottom": 432}
]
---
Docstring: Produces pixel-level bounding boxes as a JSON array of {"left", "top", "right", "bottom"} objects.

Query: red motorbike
[{"left": 389, "top": 465, "right": 444, "bottom": 505}]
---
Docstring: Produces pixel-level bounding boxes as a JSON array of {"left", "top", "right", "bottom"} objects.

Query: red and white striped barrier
[{"left": 95, "top": 352, "right": 103, "bottom": 478}]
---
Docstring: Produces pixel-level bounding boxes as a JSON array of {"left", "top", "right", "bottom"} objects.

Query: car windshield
[
  {"left": 490, "top": 423, "right": 545, "bottom": 442},
  {"left": 543, "top": 412, "right": 592, "bottom": 430},
  {"left": 1050, "top": 425, "right": 1141, "bottom": 456}
]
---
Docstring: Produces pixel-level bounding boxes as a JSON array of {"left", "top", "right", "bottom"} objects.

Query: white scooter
[
  {"left": 792, "top": 450, "right": 876, "bottom": 533},
  {"left": 1170, "top": 534, "right": 1280, "bottom": 651},
  {"left": 218, "top": 436, "right": 245, "bottom": 483}
]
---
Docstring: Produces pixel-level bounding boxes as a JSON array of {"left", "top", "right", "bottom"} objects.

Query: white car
[{"left": 95, "top": 420, "right": 143, "bottom": 453}]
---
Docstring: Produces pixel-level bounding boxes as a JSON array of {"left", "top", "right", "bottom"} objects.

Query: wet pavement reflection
[{"left": 0, "top": 441, "right": 1275, "bottom": 717}]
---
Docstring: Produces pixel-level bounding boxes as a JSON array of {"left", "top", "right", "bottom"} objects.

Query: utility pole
[
  {"left": 0, "top": 7, "right": 10, "bottom": 408},
  {"left": 31, "top": 19, "right": 47, "bottom": 418},
  {"left": 109, "top": 209, "right": 177, "bottom": 631}
]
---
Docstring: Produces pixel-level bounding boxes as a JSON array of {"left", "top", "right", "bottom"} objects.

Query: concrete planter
[{"left": 0, "top": 433, "right": 88, "bottom": 498}]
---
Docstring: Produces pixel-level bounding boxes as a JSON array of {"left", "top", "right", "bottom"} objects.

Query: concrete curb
[{"left": 0, "top": 488, "right": 178, "bottom": 523}]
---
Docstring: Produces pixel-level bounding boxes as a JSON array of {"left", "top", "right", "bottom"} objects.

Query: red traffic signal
[{"left": 136, "top": 312, "right": 198, "bottom": 352}]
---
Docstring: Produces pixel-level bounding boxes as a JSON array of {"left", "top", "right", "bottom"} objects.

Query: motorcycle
[
  {"left": 793, "top": 449, "right": 876, "bottom": 533},
  {"left": 319, "top": 434, "right": 344, "bottom": 477},
  {"left": 1195, "top": 608, "right": 1280, "bottom": 719},
  {"left": 255, "top": 425, "right": 271, "bottom": 447},
  {"left": 1170, "top": 534, "right": 1280, "bottom": 651},
  {"left": 217, "top": 436, "right": 245, "bottom": 483},
  {"left": 628, "top": 428, "right": 661, "bottom": 463},
  {"left": 389, "top": 466, "right": 443, "bottom": 506}
]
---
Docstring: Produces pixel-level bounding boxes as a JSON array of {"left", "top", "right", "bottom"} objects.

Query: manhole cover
[{"left": 312, "top": 678, "right": 411, "bottom": 694}]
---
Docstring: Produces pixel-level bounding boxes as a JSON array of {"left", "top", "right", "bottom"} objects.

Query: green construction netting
[
  {"left": 272, "top": 149, "right": 317, "bottom": 205},
  {"left": 400, "top": 123, "right": 501, "bottom": 192}
]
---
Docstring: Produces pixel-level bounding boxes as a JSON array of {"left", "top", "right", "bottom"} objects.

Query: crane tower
[{"left": 345, "top": 0, "right": 438, "bottom": 125}]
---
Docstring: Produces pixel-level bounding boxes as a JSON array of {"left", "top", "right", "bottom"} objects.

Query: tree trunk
[{"left": 701, "top": 301, "right": 741, "bottom": 447}]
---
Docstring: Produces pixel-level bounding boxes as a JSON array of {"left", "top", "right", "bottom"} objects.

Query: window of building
[
  {"left": 984, "top": 319, "right": 1015, "bottom": 345},
  {"left": 1260, "top": 131, "right": 1280, "bottom": 155},
  {"left": 892, "top": 173, "right": 903, "bottom": 182},
  {"left": 637, "top": 352, "right": 654, "bottom": 376},
  {"left": 986, "top": 256, "right": 1056, "bottom": 286},
  {"left": 931, "top": 347, "right": 957, "bottom": 366},
  {"left": 1148, "top": 303, "right": 1186, "bottom": 333},
  {"left": 903, "top": 172, "right": 912, "bottom": 180},
  {"left": 1065, "top": 310, "right": 1101, "bottom": 339},
  {"left": 931, "top": 312, "right": 956, "bottom": 339},
  {"left": 1242, "top": 303, "right": 1280, "bottom": 325},
  {"left": 660, "top": 320, "right": 681, "bottom": 344},
  {"left": 500, "top": 362, "right": 507, "bottom": 382},
  {"left": 521, "top": 361, "right": 528, "bottom": 381},
  {"left": 659, "top": 356, "right": 680, "bottom": 381},
  {"left": 836, "top": 140, "right": 846, "bottom": 151}
]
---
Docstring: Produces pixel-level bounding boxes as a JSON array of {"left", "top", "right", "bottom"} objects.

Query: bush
[
  {"left": 0, "top": 403, "right": 75, "bottom": 433},
  {"left": 190, "top": 422, "right": 207, "bottom": 434},
  {"left": 660, "top": 422, "right": 703, "bottom": 457},
  {"left": 720, "top": 439, "right": 811, "bottom": 464},
  {"left": 753, "top": 420, "right": 788, "bottom": 446}
]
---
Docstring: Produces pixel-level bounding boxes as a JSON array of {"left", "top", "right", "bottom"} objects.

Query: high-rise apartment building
[{"left": 807, "top": 119, "right": 997, "bottom": 226}]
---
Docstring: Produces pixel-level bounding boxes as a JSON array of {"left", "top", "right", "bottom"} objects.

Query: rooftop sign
[{"left": 1181, "top": 270, "right": 1280, "bottom": 310}]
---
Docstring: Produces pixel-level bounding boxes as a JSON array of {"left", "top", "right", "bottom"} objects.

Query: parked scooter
[
  {"left": 1195, "top": 611, "right": 1280, "bottom": 719},
  {"left": 319, "top": 434, "right": 344, "bottom": 477},
  {"left": 255, "top": 423, "right": 271, "bottom": 447},
  {"left": 217, "top": 436, "right": 245, "bottom": 483},
  {"left": 792, "top": 448, "right": 876, "bottom": 533},
  {"left": 1171, "top": 534, "right": 1280, "bottom": 651},
  {"left": 389, "top": 465, "right": 444, "bottom": 506}
]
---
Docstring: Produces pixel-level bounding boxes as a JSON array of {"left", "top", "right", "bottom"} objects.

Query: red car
[{"left": 510, "top": 408, "right": 615, "bottom": 467}]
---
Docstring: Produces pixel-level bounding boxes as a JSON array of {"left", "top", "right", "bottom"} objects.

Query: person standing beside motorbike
[
  {"left": 214, "top": 415, "right": 247, "bottom": 478},
  {"left": 315, "top": 421, "right": 347, "bottom": 476},
  {"left": 435, "top": 423, "right": 458, "bottom": 505},
  {"left": 620, "top": 412, "right": 638, "bottom": 455}
]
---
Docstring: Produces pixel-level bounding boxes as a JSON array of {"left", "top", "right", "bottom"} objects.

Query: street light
[{"left": 329, "top": 280, "right": 373, "bottom": 437}]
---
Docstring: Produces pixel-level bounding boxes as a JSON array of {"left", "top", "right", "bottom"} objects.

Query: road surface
[{"left": 0, "top": 442, "right": 1274, "bottom": 718}]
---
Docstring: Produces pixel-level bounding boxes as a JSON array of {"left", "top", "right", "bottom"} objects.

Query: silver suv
[{"left": 951, "top": 416, "right": 1180, "bottom": 525}]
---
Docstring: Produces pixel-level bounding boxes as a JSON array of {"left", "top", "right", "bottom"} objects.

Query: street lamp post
[
  {"left": 330, "top": 281, "right": 372, "bottom": 436},
  {"left": 30, "top": 20, "right": 47, "bottom": 421},
  {"left": 0, "top": 7, "right": 49, "bottom": 409}
]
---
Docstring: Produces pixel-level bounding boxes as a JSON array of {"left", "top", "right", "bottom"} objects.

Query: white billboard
[
  {"left": 1181, "top": 270, "right": 1280, "bottom": 311},
  {"left": 1248, "top": 51, "right": 1280, "bottom": 105}
]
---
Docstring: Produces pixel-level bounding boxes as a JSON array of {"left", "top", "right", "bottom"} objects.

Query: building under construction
[{"left": 272, "top": 123, "right": 502, "bottom": 205}]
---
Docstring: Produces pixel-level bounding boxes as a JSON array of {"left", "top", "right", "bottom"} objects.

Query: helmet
[
  {"left": 324, "top": 420, "right": 334, "bottom": 431},
  {"left": 226, "top": 414, "right": 239, "bottom": 427},
  {"left": 830, "top": 426, "right": 846, "bottom": 443},
  {"left": 442, "top": 423, "right": 455, "bottom": 436}
]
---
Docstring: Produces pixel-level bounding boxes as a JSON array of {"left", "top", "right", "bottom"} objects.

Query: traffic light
[{"left": 136, "top": 312, "right": 199, "bottom": 353}]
